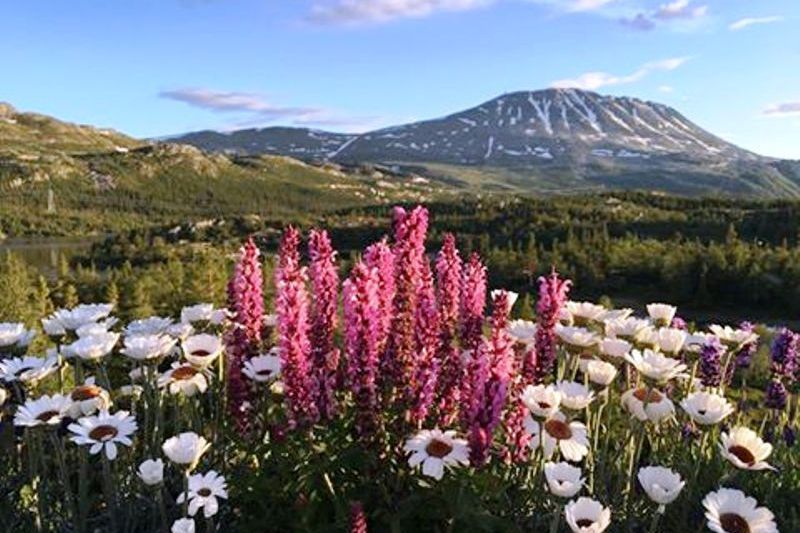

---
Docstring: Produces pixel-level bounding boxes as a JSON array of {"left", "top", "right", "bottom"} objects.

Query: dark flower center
[
  {"left": 15, "top": 365, "right": 36, "bottom": 377},
  {"left": 36, "top": 410, "right": 60, "bottom": 422},
  {"left": 719, "top": 513, "right": 750, "bottom": 533},
  {"left": 633, "top": 388, "right": 663, "bottom": 403},
  {"left": 197, "top": 488, "right": 212, "bottom": 497},
  {"left": 425, "top": 438, "right": 453, "bottom": 458},
  {"left": 544, "top": 419, "right": 573, "bottom": 440},
  {"left": 728, "top": 445, "right": 756, "bottom": 466},
  {"left": 72, "top": 385, "right": 103, "bottom": 401},
  {"left": 538, "top": 401, "right": 551, "bottom": 409},
  {"left": 576, "top": 518, "right": 595, "bottom": 528},
  {"left": 191, "top": 350, "right": 210, "bottom": 357},
  {"left": 89, "top": 425, "right": 119, "bottom": 441},
  {"left": 256, "top": 368, "right": 275, "bottom": 376},
  {"left": 172, "top": 366, "right": 198, "bottom": 380}
]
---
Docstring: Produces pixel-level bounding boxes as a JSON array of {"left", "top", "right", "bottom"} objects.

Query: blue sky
[{"left": 1, "top": 0, "right": 798, "bottom": 158}]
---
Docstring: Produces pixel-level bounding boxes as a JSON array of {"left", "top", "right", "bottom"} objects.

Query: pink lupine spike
[
  {"left": 434, "top": 234, "right": 465, "bottom": 426},
  {"left": 350, "top": 501, "right": 368, "bottom": 533},
  {"left": 276, "top": 227, "right": 319, "bottom": 429},
  {"left": 465, "top": 291, "right": 514, "bottom": 466},
  {"left": 343, "top": 261, "right": 382, "bottom": 438},
  {"left": 225, "top": 236, "right": 264, "bottom": 435},
  {"left": 385, "top": 206, "right": 429, "bottom": 392},
  {"left": 408, "top": 260, "right": 440, "bottom": 426},
  {"left": 308, "top": 229, "right": 340, "bottom": 420},
  {"left": 364, "top": 238, "right": 396, "bottom": 368},
  {"left": 461, "top": 253, "right": 487, "bottom": 353},
  {"left": 534, "top": 269, "right": 571, "bottom": 383}
]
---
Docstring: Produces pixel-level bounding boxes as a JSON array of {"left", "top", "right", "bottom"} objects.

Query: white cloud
[
  {"left": 654, "top": 0, "right": 707, "bottom": 21},
  {"left": 159, "top": 87, "right": 377, "bottom": 131},
  {"left": 551, "top": 57, "right": 689, "bottom": 90},
  {"left": 307, "top": 0, "right": 494, "bottom": 25},
  {"left": 763, "top": 101, "right": 800, "bottom": 118},
  {"left": 729, "top": 16, "right": 783, "bottom": 31},
  {"left": 567, "top": 0, "right": 616, "bottom": 12},
  {"left": 658, "top": 85, "right": 674, "bottom": 93}
]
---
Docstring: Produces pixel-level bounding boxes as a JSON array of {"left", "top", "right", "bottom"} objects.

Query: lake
[{"left": 0, "top": 237, "right": 96, "bottom": 275}]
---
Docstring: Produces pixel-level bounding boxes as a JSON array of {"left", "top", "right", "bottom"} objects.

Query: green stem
[{"left": 101, "top": 454, "right": 120, "bottom": 533}]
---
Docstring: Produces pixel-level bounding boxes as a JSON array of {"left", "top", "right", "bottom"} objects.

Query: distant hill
[
  {"left": 169, "top": 88, "right": 800, "bottom": 198},
  {"left": 0, "top": 103, "right": 448, "bottom": 237}
]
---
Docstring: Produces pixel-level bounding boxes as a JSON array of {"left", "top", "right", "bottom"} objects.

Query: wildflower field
[{"left": 1, "top": 205, "right": 798, "bottom": 532}]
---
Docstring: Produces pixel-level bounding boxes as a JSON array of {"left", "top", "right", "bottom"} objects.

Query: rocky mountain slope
[{"left": 170, "top": 89, "right": 800, "bottom": 198}]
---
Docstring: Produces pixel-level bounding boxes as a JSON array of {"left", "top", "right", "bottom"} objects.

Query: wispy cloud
[
  {"left": 306, "top": 0, "right": 494, "bottom": 26},
  {"left": 618, "top": 0, "right": 707, "bottom": 31},
  {"left": 551, "top": 57, "right": 690, "bottom": 91},
  {"left": 729, "top": 16, "right": 783, "bottom": 31},
  {"left": 159, "top": 87, "right": 376, "bottom": 131},
  {"left": 654, "top": 0, "right": 707, "bottom": 20},
  {"left": 763, "top": 101, "right": 800, "bottom": 118},
  {"left": 658, "top": 85, "right": 674, "bottom": 93}
]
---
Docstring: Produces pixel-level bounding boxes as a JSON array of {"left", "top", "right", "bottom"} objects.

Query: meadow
[{"left": 0, "top": 204, "right": 797, "bottom": 532}]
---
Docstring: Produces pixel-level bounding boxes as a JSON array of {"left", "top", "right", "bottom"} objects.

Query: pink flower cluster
[
  {"left": 226, "top": 237, "right": 263, "bottom": 434},
  {"left": 242, "top": 205, "right": 574, "bottom": 466}
]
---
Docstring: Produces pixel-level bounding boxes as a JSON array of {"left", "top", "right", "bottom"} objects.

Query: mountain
[{"left": 169, "top": 89, "right": 800, "bottom": 198}]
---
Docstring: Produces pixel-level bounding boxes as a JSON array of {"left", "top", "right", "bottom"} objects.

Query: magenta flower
[
  {"left": 464, "top": 291, "right": 514, "bottom": 466},
  {"left": 364, "top": 238, "right": 396, "bottom": 375},
  {"left": 461, "top": 253, "right": 487, "bottom": 353},
  {"left": 308, "top": 229, "right": 340, "bottom": 420},
  {"left": 699, "top": 338, "right": 724, "bottom": 388},
  {"left": 534, "top": 269, "right": 571, "bottom": 383},
  {"left": 225, "top": 237, "right": 264, "bottom": 434},
  {"left": 275, "top": 227, "right": 319, "bottom": 429},
  {"left": 342, "top": 261, "right": 382, "bottom": 438},
  {"left": 386, "top": 206, "right": 429, "bottom": 391},
  {"left": 350, "top": 501, "right": 368, "bottom": 533},
  {"left": 408, "top": 260, "right": 440, "bottom": 426}
]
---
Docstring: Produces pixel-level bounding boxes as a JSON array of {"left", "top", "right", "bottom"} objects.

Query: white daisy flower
[
  {"left": 525, "top": 412, "right": 589, "bottom": 462},
  {"left": 633, "top": 327, "right": 659, "bottom": 350},
  {"left": 177, "top": 470, "right": 229, "bottom": 518},
  {"left": 75, "top": 318, "right": 117, "bottom": 338},
  {"left": 556, "top": 325, "right": 600, "bottom": 353},
  {"left": 681, "top": 391, "right": 735, "bottom": 426},
  {"left": 138, "top": 458, "right": 165, "bottom": 486},
  {"left": 0, "top": 323, "right": 35, "bottom": 349},
  {"left": 14, "top": 393, "right": 72, "bottom": 427},
  {"left": 490, "top": 289, "right": 518, "bottom": 310},
  {"left": 544, "top": 461, "right": 584, "bottom": 498},
  {"left": 0, "top": 387, "right": 7, "bottom": 407},
  {"left": 604, "top": 317, "right": 650, "bottom": 341},
  {"left": 599, "top": 338, "right": 632, "bottom": 359},
  {"left": 655, "top": 328, "right": 687, "bottom": 356},
  {"left": 564, "top": 497, "right": 611, "bottom": 533},
  {"left": 68, "top": 409, "right": 137, "bottom": 460},
  {"left": 67, "top": 332, "right": 120, "bottom": 361},
  {"left": 646, "top": 303, "right": 677, "bottom": 327},
  {"left": 121, "top": 334, "right": 176, "bottom": 362},
  {"left": 180, "top": 304, "right": 214, "bottom": 325},
  {"left": 598, "top": 308, "right": 633, "bottom": 322},
  {"left": 158, "top": 363, "right": 209, "bottom": 397},
  {"left": 0, "top": 355, "right": 59, "bottom": 385},
  {"left": 709, "top": 325, "right": 759, "bottom": 349},
  {"left": 42, "top": 317, "right": 67, "bottom": 338},
  {"left": 162, "top": 432, "right": 211, "bottom": 470},
  {"left": 45, "top": 304, "right": 114, "bottom": 333},
  {"left": 702, "top": 488, "right": 777, "bottom": 533},
  {"left": 403, "top": 428, "right": 469, "bottom": 481},
  {"left": 556, "top": 381, "right": 595, "bottom": 410},
  {"left": 625, "top": 349, "right": 687, "bottom": 383},
  {"left": 171, "top": 518, "right": 196, "bottom": 533},
  {"left": 685, "top": 332, "right": 718, "bottom": 352},
  {"left": 242, "top": 352, "right": 282, "bottom": 383},
  {"left": 67, "top": 378, "right": 111, "bottom": 418},
  {"left": 520, "top": 384, "right": 562, "bottom": 419},
  {"left": 719, "top": 427, "right": 774, "bottom": 471},
  {"left": 621, "top": 388, "right": 674, "bottom": 424},
  {"left": 167, "top": 322, "right": 195, "bottom": 341},
  {"left": 182, "top": 334, "right": 224, "bottom": 368},
  {"left": 125, "top": 316, "right": 174, "bottom": 337},
  {"left": 508, "top": 320, "right": 537, "bottom": 346},
  {"left": 565, "top": 301, "right": 607, "bottom": 326},
  {"left": 637, "top": 466, "right": 685, "bottom": 506},
  {"left": 117, "top": 384, "right": 144, "bottom": 399},
  {"left": 586, "top": 360, "right": 617, "bottom": 387}
]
